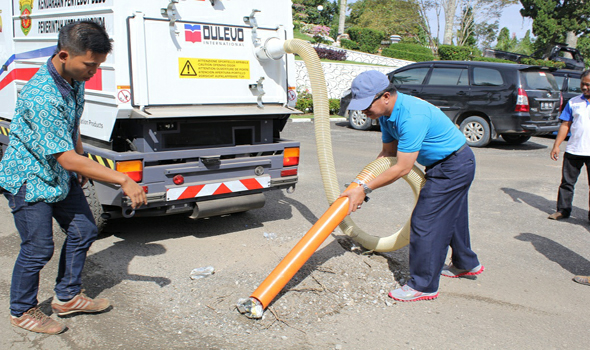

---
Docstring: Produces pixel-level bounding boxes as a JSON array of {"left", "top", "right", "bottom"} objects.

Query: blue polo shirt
[
  {"left": 379, "top": 93, "right": 466, "bottom": 167},
  {"left": 0, "top": 58, "right": 85, "bottom": 203}
]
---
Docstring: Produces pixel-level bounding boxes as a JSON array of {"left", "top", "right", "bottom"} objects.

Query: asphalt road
[{"left": 1, "top": 120, "right": 589, "bottom": 349}]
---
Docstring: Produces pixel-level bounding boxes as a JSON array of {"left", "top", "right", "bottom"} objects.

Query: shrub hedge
[
  {"left": 295, "top": 89, "right": 340, "bottom": 115},
  {"left": 346, "top": 27, "right": 385, "bottom": 54},
  {"left": 520, "top": 58, "right": 566, "bottom": 68},
  {"left": 438, "top": 45, "right": 479, "bottom": 61},
  {"left": 389, "top": 43, "right": 432, "bottom": 56},
  {"left": 340, "top": 38, "right": 359, "bottom": 51},
  {"left": 471, "top": 57, "right": 517, "bottom": 64},
  {"left": 382, "top": 48, "right": 434, "bottom": 62}
]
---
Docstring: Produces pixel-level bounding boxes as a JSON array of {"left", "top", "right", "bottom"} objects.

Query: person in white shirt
[
  {"left": 549, "top": 69, "right": 590, "bottom": 223},
  {"left": 549, "top": 70, "right": 590, "bottom": 286}
]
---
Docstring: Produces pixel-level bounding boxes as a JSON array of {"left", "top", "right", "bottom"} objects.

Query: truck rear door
[{"left": 128, "top": 14, "right": 288, "bottom": 108}]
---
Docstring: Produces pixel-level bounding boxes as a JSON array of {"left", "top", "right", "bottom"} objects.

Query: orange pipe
[{"left": 250, "top": 182, "right": 359, "bottom": 309}]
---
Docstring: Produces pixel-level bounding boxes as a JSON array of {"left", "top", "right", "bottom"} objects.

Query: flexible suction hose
[{"left": 283, "top": 39, "right": 426, "bottom": 252}]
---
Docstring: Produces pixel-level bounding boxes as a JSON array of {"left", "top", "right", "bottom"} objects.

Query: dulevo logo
[{"left": 19, "top": 0, "right": 33, "bottom": 36}]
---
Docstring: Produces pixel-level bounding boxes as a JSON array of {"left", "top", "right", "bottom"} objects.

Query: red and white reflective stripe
[{"left": 166, "top": 176, "right": 270, "bottom": 201}]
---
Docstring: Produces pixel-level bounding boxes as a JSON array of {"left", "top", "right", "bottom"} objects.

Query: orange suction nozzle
[{"left": 248, "top": 182, "right": 358, "bottom": 309}]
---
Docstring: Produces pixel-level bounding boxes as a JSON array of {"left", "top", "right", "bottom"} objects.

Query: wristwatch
[{"left": 353, "top": 179, "right": 373, "bottom": 194}]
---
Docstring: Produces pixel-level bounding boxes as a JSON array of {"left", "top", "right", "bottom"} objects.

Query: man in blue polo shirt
[
  {"left": 548, "top": 70, "right": 590, "bottom": 286},
  {"left": 0, "top": 21, "right": 147, "bottom": 334},
  {"left": 340, "top": 70, "right": 483, "bottom": 302}
]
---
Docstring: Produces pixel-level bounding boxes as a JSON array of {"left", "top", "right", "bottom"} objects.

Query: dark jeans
[
  {"left": 3, "top": 178, "right": 97, "bottom": 317},
  {"left": 408, "top": 146, "right": 480, "bottom": 293},
  {"left": 556, "top": 152, "right": 590, "bottom": 217}
]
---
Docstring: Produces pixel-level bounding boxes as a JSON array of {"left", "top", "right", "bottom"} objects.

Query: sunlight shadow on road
[
  {"left": 501, "top": 187, "right": 589, "bottom": 228},
  {"left": 515, "top": 232, "right": 590, "bottom": 275},
  {"left": 85, "top": 241, "right": 171, "bottom": 296}
]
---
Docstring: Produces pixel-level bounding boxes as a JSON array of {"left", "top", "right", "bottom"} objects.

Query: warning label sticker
[{"left": 179, "top": 58, "right": 250, "bottom": 79}]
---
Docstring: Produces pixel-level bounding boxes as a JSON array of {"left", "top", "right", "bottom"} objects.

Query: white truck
[{"left": 0, "top": 0, "right": 301, "bottom": 230}]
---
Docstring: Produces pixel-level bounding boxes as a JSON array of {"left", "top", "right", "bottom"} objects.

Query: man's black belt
[{"left": 426, "top": 143, "right": 468, "bottom": 170}]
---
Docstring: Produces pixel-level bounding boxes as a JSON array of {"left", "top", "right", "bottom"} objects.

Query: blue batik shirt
[{"left": 0, "top": 57, "right": 85, "bottom": 202}]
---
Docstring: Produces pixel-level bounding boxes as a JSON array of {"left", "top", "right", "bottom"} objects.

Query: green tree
[
  {"left": 348, "top": 0, "right": 424, "bottom": 39},
  {"left": 576, "top": 35, "right": 590, "bottom": 68},
  {"left": 520, "top": 0, "right": 590, "bottom": 53},
  {"left": 292, "top": 0, "right": 338, "bottom": 26},
  {"left": 457, "top": 6, "right": 477, "bottom": 47},
  {"left": 495, "top": 27, "right": 518, "bottom": 51},
  {"left": 514, "top": 30, "right": 534, "bottom": 55},
  {"left": 473, "top": 21, "right": 499, "bottom": 49},
  {"left": 439, "top": 0, "right": 517, "bottom": 46}
]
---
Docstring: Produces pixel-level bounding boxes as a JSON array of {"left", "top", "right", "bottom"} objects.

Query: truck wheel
[
  {"left": 501, "top": 134, "right": 531, "bottom": 145},
  {"left": 348, "top": 110, "right": 372, "bottom": 130},
  {"left": 460, "top": 116, "right": 491, "bottom": 147},
  {"left": 83, "top": 181, "right": 107, "bottom": 233}
]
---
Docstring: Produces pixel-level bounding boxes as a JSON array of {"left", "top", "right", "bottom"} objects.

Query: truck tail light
[
  {"left": 116, "top": 160, "right": 143, "bottom": 182},
  {"left": 515, "top": 88, "right": 530, "bottom": 112},
  {"left": 281, "top": 169, "right": 298, "bottom": 177},
  {"left": 283, "top": 147, "right": 300, "bottom": 166}
]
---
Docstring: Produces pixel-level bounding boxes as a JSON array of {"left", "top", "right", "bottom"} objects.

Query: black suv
[
  {"left": 552, "top": 69, "right": 582, "bottom": 107},
  {"left": 340, "top": 61, "right": 562, "bottom": 147}
]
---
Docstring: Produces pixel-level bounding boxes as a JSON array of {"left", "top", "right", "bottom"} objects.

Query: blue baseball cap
[{"left": 348, "top": 70, "right": 390, "bottom": 110}]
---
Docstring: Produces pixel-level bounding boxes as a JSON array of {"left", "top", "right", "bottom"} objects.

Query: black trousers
[{"left": 557, "top": 152, "right": 590, "bottom": 217}]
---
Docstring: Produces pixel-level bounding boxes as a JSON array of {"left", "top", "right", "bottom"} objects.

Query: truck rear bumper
[{"left": 106, "top": 175, "right": 297, "bottom": 219}]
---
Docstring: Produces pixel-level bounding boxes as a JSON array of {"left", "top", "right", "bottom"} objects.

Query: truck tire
[
  {"left": 501, "top": 134, "right": 531, "bottom": 145},
  {"left": 348, "top": 110, "right": 372, "bottom": 130},
  {"left": 460, "top": 116, "right": 491, "bottom": 147},
  {"left": 83, "top": 181, "right": 107, "bottom": 233}
]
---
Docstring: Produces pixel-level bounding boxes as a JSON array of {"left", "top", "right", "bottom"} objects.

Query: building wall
[{"left": 294, "top": 46, "right": 413, "bottom": 99}]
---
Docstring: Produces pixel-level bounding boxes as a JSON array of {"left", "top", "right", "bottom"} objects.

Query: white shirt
[{"left": 561, "top": 95, "right": 590, "bottom": 156}]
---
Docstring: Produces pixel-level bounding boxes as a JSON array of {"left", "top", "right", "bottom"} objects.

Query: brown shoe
[
  {"left": 51, "top": 291, "right": 110, "bottom": 317},
  {"left": 548, "top": 212, "right": 566, "bottom": 220},
  {"left": 573, "top": 276, "right": 590, "bottom": 286},
  {"left": 10, "top": 307, "right": 66, "bottom": 334}
]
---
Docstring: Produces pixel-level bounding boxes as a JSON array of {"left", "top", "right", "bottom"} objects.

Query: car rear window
[
  {"left": 521, "top": 71, "right": 559, "bottom": 91},
  {"left": 427, "top": 68, "right": 468, "bottom": 86},
  {"left": 472, "top": 68, "right": 504, "bottom": 86},
  {"left": 568, "top": 77, "right": 582, "bottom": 93},
  {"left": 391, "top": 68, "right": 429, "bottom": 85},
  {"left": 554, "top": 75, "right": 565, "bottom": 89}
]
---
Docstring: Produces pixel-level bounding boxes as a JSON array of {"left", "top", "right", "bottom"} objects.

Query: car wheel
[
  {"left": 348, "top": 110, "right": 372, "bottom": 130},
  {"left": 459, "top": 116, "right": 491, "bottom": 147},
  {"left": 501, "top": 134, "right": 531, "bottom": 145}
]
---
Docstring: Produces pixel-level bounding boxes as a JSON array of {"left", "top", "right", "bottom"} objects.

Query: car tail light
[
  {"left": 283, "top": 147, "right": 300, "bottom": 166},
  {"left": 116, "top": 160, "right": 143, "bottom": 182},
  {"left": 515, "top": 88, "right": 529, "bottom": 112}
]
